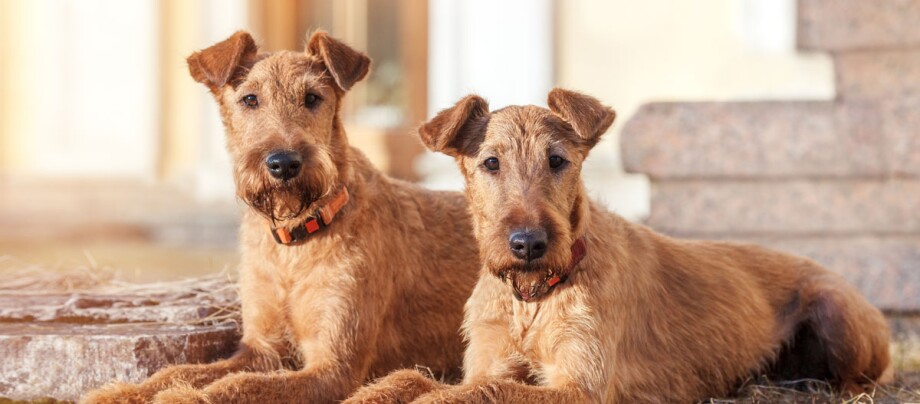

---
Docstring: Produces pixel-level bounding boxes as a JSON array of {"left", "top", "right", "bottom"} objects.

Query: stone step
[
  {"left": 620, "top": 100, "right": 920, "bottom": 179},
  {"left": 798, "top": 0, "right": 920, "bottom": 51},
  {"left": 666, "top": 235, "right": 920, "bottom": 313},
  {"left": 835, "top": 50, "right": 920, "bottom": 100},
  {"left": 0, "top": 323, "right": 238, "bottom": 402},
  {"left": 0, "top": 275, "right": 241, "bottom": 402},
  {"left": 646, "top": 180, "right": 920, "bottom": 236}
]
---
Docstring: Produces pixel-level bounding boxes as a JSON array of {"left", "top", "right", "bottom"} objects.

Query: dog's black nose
[
  {"left": 265, "top": 151, "right": 302, "bottom": 180},
  {"left": 508, "top": 229, "right": 548, "bottom": 261}
]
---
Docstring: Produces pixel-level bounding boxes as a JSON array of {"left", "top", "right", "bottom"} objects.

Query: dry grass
[
  {"left": 706, "top": 373, "right": 920, "bottom": 403},
  {"left": 0, "top": 241, "right": 239, "bottom": 283},
  {"left": 0, "top": 254, "right": 116, "bottom": 291},
  {"left": 0, "top": 254, "right": 241, "bottom": 327}
]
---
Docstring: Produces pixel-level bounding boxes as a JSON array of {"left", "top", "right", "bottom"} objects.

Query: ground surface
[
  {"left": 1, "top": 375, "right": 918, "bottom": 403},
  {"left": 1, "top": 260, "right": 918, "bottom": 403}
]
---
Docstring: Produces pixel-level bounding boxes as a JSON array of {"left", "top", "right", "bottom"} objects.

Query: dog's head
[
  {"left": 188, "top": 31, "right": 370, "bottom": 223},
  {"left": 419, "top": 89, "right": 615, "bottom": 301}
]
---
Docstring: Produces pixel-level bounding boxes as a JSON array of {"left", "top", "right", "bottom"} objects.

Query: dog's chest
[{"left": 508, "top": 300, "right": 557, "bottom": 365}]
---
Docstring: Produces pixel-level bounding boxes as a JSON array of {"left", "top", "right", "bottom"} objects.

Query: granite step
[
  {"left": 621, "top": 100, "right": 920, "bottom": 179},
  {"left": 646, "top": 179, "right": 920, "bottom": 236},
  {"left": 0, "top": 275, "right": 240, "bottom": 402},
  {"left": 798, "top": 0, "right": 920, "bottom": 51}
]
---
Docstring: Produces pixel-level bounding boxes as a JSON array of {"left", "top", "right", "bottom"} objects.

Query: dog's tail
[{"left": 801, "top": 273, "right": 892, "bottom": 391}]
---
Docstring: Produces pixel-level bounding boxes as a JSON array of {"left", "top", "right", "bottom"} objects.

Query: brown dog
[
  {"left": 347, "top": 89, "right": 892, "bottom": 403},
  {"left": 82, "top": 31, "right": 478, "bottom": 404}
]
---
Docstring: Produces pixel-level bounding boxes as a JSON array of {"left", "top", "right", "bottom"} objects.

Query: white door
[{"left": 193, "top": 0, "right": 249, "bottom": 201}]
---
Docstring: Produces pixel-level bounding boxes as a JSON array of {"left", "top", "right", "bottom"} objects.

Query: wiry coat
[
  {"left": 82, "top": 31, "right": 478, "bottom": 404},
  {"left": 348, "top": 89, "right": 891, "bottom": 403}
]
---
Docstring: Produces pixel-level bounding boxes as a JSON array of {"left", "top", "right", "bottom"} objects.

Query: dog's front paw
[
  {"left": 81, "top": 382, "right": 155, "bottom": 404},
  {"left": 413, "top": 381, "right": 516, "bottom": 404},
  {"left": 153, "top": 383, "right": 210, "bottom": 404},
  {"left": 345, "top": 369, "right": 444, "bottom": 404},
  {"left": 412, "top": 389, "right": 458, "bottom": 404}
]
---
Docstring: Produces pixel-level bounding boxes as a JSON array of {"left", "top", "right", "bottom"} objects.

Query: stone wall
[{"left": 621, "top": 0, "right": 920, "bottom": 314}]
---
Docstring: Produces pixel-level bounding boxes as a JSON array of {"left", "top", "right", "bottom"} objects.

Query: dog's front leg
[
  {"left": 80, "top": 346, "right": 275, "bottom": 404},
  {"left": 345, "top": 369, "right": 449, "bottom": 403},
  {"left": 413, "top": 378, "right": 588, "bottom": 404},
  {"left": 152, "top": 335, "right": 375, "bottom": 404},
  {"left": 86, "top": 261, "right": 295, "bottom": 404},
  {"left": 152, "top": 364, "right": 358, "bottom": 404},
  {"left": 156, "top": 267, "right": 387, "bottom": 403}
]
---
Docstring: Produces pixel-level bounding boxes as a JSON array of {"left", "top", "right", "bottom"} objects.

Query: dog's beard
[
  {"left": 241, "top": 177, "right": 325, "bottom": 223},
  {"left": 494, "top": 261, "right": 566, "bottom": 302}
]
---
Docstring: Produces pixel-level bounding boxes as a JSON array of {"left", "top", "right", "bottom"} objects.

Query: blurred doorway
[
  {"left": 0, "top": 0, "right": 431, "bottom": 281},
  {"left": 1, "top": 0, "right": 159, "bottom": 179}
]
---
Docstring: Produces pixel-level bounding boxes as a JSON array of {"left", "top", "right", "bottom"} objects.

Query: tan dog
[
  {"left": 82, "top": 31, "right": 478, "bottom": 404},
  {"left": 347, "top": 89, "right": 891, "bottom": 403}
]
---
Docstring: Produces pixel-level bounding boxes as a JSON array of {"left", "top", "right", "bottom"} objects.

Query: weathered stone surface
[
  {"left": 0, "top": 277, "right": 238, "bottom": 325},
  {"left": 0, "top": 323, "right": 238, "bottom": 402},
  {"left": 798, "top": 0, "right": 920, "bottom": 51},
  {"left": 882, "top": 97, "right": 920, "bottom": 177},
  {"left": 703, "top": 236, "right": 920, "bottom": 313},
  {"left": 647, "top": 180, "right": 920, "bottom": 236},
  {"left": 0, "top": 275, "right": 241, "bottom": 401},
  {"left": 835, "top": 50, "right": 920, "bottom": 100},
  {"left": 621, "top": 102, "right": 884, "bottom": 179},
  {"left": 621, "top": 100, "right": 920, "bottom": 179}
]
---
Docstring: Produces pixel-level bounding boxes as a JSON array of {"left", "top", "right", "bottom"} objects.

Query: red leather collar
[
  {"left": 546, "top": 237, "right": 587, "bottom": 289},
  {"left": 270, "top": 187, "right": 349, "bottom": 245}
]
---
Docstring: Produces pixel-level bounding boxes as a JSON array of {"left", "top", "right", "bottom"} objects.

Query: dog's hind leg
[{"left": 770, "top": 273, "right": 891, "bottom": 393}]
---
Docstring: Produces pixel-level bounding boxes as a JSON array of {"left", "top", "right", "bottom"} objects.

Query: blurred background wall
[{"left": 0, "top": 0, "right": 841, "bottom": 280}]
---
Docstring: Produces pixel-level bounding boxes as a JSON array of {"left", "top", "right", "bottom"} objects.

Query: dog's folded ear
[
  {"left": 547, "top": 88, "right": 616, "bottom": 147},
  {"left": 306, "top": 31, "right": 371, "bottom": 92},
  {"left": 419, "top": 95, "right": 490, "bottom": 157},
  {"left": 188, "top": 31, "right": 259, "bottom": 93}
]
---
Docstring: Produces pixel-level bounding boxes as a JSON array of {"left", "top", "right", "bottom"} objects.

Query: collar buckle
[{"left": 269, "top": 186, "right": 348, "bottom": 245}]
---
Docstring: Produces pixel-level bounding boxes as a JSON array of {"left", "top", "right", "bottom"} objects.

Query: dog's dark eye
[
  {"left": 241, "top": 94, "right": 259, "bottom": 108},
  {"left": 549, "top": 155, "right": 566, "bottom": 169},
  {"left": 483, "top": 157, "right": 500, "bottom": 172},
  {"left": 304, "top": 93, "right": 322, "bottom": 109}
]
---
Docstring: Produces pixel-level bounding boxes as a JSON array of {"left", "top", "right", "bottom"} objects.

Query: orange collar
[
  {"left": 546, "top": 237, "right": 587, "bottom": 289},
  {"left": 270, "top": 187, "right": 349, "bottom": 245}
]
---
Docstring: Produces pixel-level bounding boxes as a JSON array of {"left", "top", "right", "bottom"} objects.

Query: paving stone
[
  {"left": 646, "top": 179, "right": 920, "bottom": 236},
  {"left": 798, "top": 0, "right": 920, "bottom": 51}
]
